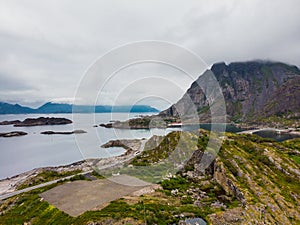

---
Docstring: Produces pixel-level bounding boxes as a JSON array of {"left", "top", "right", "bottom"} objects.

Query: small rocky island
[
  {"left": 41, "top": 130, "right": 87, "bottom": 135},
  {"left": 0, "top": 117, "right": 72, "bottom": 127},
  {"left": 0, "top": 131, "right": 27, "bottom": 137}
]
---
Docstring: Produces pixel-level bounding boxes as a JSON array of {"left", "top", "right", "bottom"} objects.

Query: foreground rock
[
  {"left": 0, "top": 131, "right": 27, "bottom": 137},
  {"left": 41, "top": 130, "right": 87, "bottom": 135}
]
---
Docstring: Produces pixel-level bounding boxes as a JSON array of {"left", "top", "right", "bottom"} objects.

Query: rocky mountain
[
  {"left": 0, "top": 102, "right": 159, "bottom": 114},
  {"left": 160, "top": 61, "right": 300, "bottom": 126}
]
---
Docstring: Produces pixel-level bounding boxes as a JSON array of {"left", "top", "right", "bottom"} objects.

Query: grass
[{"left": 290, "top": 155, "right": 300, "bottom": 164}]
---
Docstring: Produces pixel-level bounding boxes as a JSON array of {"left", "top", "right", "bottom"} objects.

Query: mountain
[
  {"left": 160, "top": 61, "right": 300, "bottom": 126},
  {"left": 36, "top": 102, "right": 73, "bottom": 113},
  {"left": 0, "top": 102, "right": 34, "bottom": 114},
  {"left": 0, "top": 102, "right": 159, "bottom": 114}
]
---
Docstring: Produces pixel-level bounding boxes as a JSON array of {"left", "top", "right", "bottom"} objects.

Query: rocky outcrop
[
  {"left": 213, "top": 159, "right": 245, "bottom": 205},
  {"left": 101, "top": 139, "right": 142, "bottom": 155},
  {"left": 0, "top": 131, "right": 27, "bottom": 137},
  {"left": 186, "top": 149, "right": 246, "bottom": 205}
]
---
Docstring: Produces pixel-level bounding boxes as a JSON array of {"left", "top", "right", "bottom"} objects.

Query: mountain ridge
[{"left": 0, "top": 102, "right": 159, "bottom": 114}]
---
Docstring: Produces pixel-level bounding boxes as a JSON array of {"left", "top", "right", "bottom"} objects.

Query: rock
[
  {"left": 171, "top": 189, "right": 179, "bottom": 196},
  {"left": 99, "top": 123, "right": 113, "bottom": 128},
  {"left": 213, "top": 160, "right": 246, "bottom": 205},
  {"left": 0, "top": 131, "right": 27, "bottom": 137}
]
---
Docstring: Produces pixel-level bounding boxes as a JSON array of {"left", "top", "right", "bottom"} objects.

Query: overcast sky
[{"left": 0, "top": 0, "right": 299, "bottom": 110}]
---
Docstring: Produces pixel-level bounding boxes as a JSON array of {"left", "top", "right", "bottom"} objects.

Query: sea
[{"left": 0, "top": 113, "right": 297, "bottom": 179}]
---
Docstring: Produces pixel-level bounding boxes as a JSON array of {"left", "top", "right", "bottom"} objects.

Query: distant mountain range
[
  {"left": 0, "top": 102, "right": 159, "bottom": 114},
  {"left": 160, "top": 60, "right": 300, "bottom": 126}
]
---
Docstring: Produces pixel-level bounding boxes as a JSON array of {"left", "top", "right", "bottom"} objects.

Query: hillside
[
  {"left": 0, "top": 131, "right": 299, "bottom": 224},
  {"left": 160, "top": 61, "right": 300, "bottom": 127}
]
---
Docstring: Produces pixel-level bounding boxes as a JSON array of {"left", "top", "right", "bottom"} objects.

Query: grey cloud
[{"left": 0, "top": 0, "right": 299, "bottom": 109}]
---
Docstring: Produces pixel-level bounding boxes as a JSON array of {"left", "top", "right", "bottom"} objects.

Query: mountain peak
[{"left": 161, "top": 60, "right": 300, "bottom": 126}]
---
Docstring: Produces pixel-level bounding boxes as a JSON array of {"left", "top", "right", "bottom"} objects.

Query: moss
[{"left": 160, "top": 177, "right": 190, "bottom": 191}]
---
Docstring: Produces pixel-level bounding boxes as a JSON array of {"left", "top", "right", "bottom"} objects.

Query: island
[
  {"left": 40, "top": 130, "right": 87, "bottom": 135},
  {"left": 0, "top": 117, "right": 72, "bottom": 127},
  {"left": 0, "top": 120, "right": 21, "bottom": 125},
  {"left": 0, "top": 131, "right": 28, "bottom": 137}
]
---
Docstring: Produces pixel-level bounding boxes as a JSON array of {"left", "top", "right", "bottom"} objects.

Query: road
[{"left": 0, "top": 170, "right": 92, "bottom": 201}]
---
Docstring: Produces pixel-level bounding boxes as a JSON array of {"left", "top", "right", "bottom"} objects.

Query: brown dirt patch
[{"left": 40, "top": 175, "right": 149, "bottom": 217}]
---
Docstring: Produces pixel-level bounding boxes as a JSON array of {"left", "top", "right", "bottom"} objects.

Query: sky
[{"left": 0, "top": 0, "right": 299, "bottom": 110}]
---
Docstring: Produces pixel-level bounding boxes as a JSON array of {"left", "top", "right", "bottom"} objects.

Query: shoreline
[{"left": 0, "top": 138, "right": 144, "bottom": 196}]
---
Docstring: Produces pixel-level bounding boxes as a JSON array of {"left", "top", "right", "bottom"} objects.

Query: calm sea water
[
  {"left": 0, "top": 113, "right": 167, "bottom": 179},
  {"left": 253, "top": 130, "right": 300, "bottom": 142}
]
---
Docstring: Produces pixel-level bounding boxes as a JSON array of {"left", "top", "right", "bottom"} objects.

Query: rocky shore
[{"left": 0, "top": 138, "right": 145, "bottom": 196}]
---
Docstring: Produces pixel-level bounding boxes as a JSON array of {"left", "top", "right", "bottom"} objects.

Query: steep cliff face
[{"left": 160, "top": 61, "right": 300, "bottom": 123}]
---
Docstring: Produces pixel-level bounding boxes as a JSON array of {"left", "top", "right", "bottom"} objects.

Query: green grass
[{"left": 290, "top": 155, "right": 300, "bottom": 164}]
